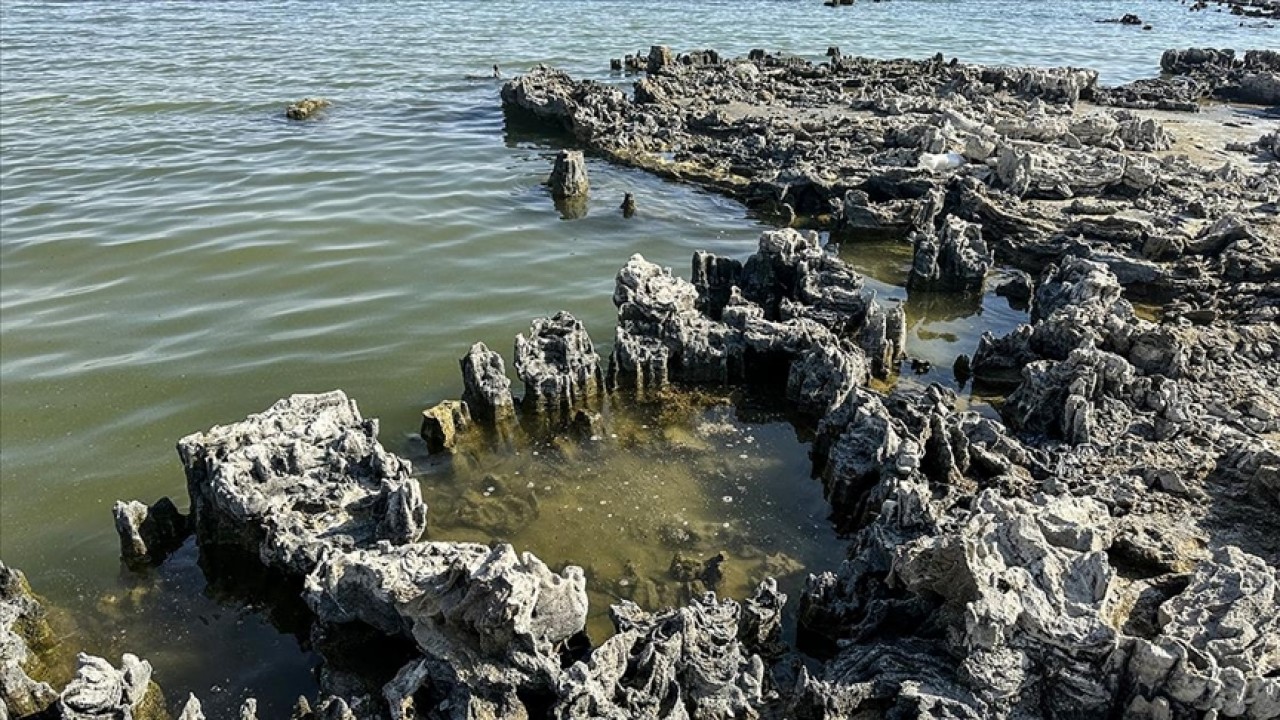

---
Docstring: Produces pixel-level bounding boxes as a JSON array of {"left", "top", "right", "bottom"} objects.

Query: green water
[{"left": 2, "top": 0, "right": 1271, "bottom": 714}]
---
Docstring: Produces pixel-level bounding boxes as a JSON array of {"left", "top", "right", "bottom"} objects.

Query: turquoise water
[{"left": 1, "top": 0, "right": 1273, "bottom": 714}]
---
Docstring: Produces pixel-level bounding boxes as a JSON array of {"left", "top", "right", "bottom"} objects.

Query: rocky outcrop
[
  {"left": 306, "top": 542, "right": 588, "bottom": 712},
  {"left": 177, "top": 390, "right": 427, "bottom": 577},
  {"left": 514, "top": 311, "right": 605, "bottom": 421},
  {"left": 460, "top": 342, "right": 517, "bottom": 425},
  {"left": 553, "top": 593, "right": 774, "bottom": 719}
]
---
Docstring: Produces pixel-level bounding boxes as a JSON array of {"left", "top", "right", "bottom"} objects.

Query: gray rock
[
  {"left": 785, "top": 337, "right": 868, "bottom": 416},
  {"left": 907, "top": 214, "right": 992, "bottom": 292},
  {"left": 58, "top": 653, "right": 155, "bottom": 720},
  {"left": 112, "top": 496, "right": 191, "bottom": 566},
  {"left": 177, "top": 390, "right": 427, "bottom": 577},
  {"left": 553, "top": 594, "right": 769, "bottom": 720},
  {"left": 461, "top": 342, "right": 517, "bottom": 425},
  {"left": 305, "top": 541, "right": 587, "bottom": 699},
  {"left": 1126, "top": 546, "right": 1280, "bottom": 719},
  {"left": 0, "top": 562, "right": 57, "bottom": 717},
  {"left": 548, "top": 150, "right": 589, "bottom": 199},
  {"left": 514, "top": 312, "right": 604, "bottom": 422}
]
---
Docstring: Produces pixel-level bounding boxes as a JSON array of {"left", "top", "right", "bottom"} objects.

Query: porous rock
[
  {"left": 460, "top": 342, "right": 517, "bottom": 425},
  {"left": 177, "top": 390, "right": 427, "bottom": 577},
  {"left": 552, "top": 593, "right": 772, "bottom": 720},
  {"left": 514, "top": 311, "right": 605, "bottom": 421}
]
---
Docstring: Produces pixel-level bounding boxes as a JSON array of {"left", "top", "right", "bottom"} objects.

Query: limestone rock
[
  {"left": 305, "top": 542, "right": 587, "bottom": 696},
  {"left": 552, "top": 594, "right": 769, "bottom": 720},
  {"left": 58, "top": 653, "right": 159, "bottom": 720},
  {"left": 514, "top": 311, "right": 604, "bottom": 421},
  {"left": 548, "top": 150, "right": 589, "bottom": 199},
  {"left": 0, "top": 562, "right": 58, "bottom": 717},
  {"left": 907, "top": 214, "right": 992, "bottom": 292},
  {"left": 177, "top": 390, "right": 427, "bottom": 577},
  {"left": 461, "top": 342, "right": 517, "bottom": 425}
]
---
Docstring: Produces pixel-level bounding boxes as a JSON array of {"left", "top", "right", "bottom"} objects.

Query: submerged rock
[{"left": 177, "top": 390, "right": 427, "bottom": 577}]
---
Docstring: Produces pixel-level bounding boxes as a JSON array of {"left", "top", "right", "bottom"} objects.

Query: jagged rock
[
  {"left": 461, "top": 342, "right": 517, "bottom": 425},
  {"left": 786, "top": 338, "right": 868, "bottom": 416},
  {"left": 691, "top": 251, "right": 742, "bottom": 319},
  {"left": 548, "top": 150, "right": 589, "bottom": 199},
  {"left": 738, "top": 579, "right": 787, "bottom": 660},
  {"left": 420, "top": 400, "right": 471, "bottom": 454},
  {"left": 647, "top": 45, "right": 674, "bottom": 75},
  {"left": 239, "top": 698, "right": 258, "bottom": 720},
  {"left": 1, "top": 562, "right": 58, "bottom": 717},
  {"left": 514, "top": 311, "right": 604, "bottom": 421},
  {"left": 1125, "top": 546, "right": 1280, "bottom": 719},
  {"left": 112, "top": 497, "right": 191, "bottom": 566},
  {"left": 177, "top": 390, "right": 427, "bottom": 577},
  {"left": 1004, "top": 347, "right": 1138, "bottom": 443},
  {"left": 58, "top": 653, "right": 163, "bottom": 720},
  {"left": 907, "top": 214, "right": 992, "bottom": 292},
  {"left": 1031, "top": 256, "right": 1124, "bottom": 323},
  {"left": 305, "top": 542, "right": 587, "bottom": 701},
  {"left": 552, "top": 594, "right": 769, "bottom": 719}
]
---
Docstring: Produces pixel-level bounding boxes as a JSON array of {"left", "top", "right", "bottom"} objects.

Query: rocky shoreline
[{"left": 5, "top": 46, "right": 1279, "bottom": 719}]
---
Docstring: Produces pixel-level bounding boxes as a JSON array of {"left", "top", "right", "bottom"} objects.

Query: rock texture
[
  {"left": 177, "top": 390, "right": 427, "bottom": 577},
  {"left": 548, "top": 149, "right": 589, "bottom": 198},
  {"left": 306, "top": 541, "right": 588, "bottom": 716},
  {"left": 514, "top": 311, "right": 605, "bottom": 422},
  {"left": 1, "top": 562, "right": 58, "bottom": 717},
  {"left": 460, "top": 342, "right": 517, "bottom": 425},
  {"left": 553, "top": 592, "right": 774, "bottom": 720},
  {"left": 84, "top": 43, "right": 1280, "bottom": 720},
  {"left": 57, "top": 653, "right": 165, "bottom": 720}
]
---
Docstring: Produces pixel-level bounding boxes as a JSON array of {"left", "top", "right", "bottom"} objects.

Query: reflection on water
[
  {"left": 410, "top": 391, "right": 839, "bottom": 642},
  {"left": 836, "top": 238, "right": 1029, "bottom": 405}
]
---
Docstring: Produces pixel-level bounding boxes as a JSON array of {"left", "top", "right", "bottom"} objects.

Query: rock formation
[
  {"left": 514, "top": 311, "right": 605, "bottom": 422},
  {"left": 177, "top": 390, "right": 427, "bottom": 577}
]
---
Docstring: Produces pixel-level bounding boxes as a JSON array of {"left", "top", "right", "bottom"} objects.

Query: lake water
[{"left": 1, "top": 0, "right": 1272, "bottom": 715}]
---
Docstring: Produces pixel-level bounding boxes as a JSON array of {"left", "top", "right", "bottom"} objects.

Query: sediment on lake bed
[{"left": 54, "top": 45, "right": 1280, "bottom": 720}]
